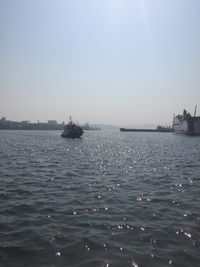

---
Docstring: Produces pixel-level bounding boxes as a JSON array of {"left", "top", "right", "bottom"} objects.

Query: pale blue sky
[{"left": 1, "top": 0, "right": 200, "bottom": 125}]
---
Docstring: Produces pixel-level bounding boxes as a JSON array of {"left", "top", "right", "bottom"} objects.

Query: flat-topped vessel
[{"left": 61, "top": 117, "right": 83, "bottom": 138}]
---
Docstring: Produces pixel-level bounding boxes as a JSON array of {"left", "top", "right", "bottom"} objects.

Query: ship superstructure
[
  {"left": 61, "top": 117, "right": 83, "bottom": 138},
  {"left": 173, "top": 107, "right": 200, "bottom": 135}
]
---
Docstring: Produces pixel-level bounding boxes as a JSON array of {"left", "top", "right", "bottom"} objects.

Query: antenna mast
[{"left": 194, "top": 105, "right": 197, "bottom": 117}]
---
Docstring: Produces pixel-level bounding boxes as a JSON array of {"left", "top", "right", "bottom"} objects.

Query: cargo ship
[
  {"left": 120, "top": 125, "right": 173, "bottom": 133},
  {"left": 172, "top": 106, "right": 200, "bottom": 135}
]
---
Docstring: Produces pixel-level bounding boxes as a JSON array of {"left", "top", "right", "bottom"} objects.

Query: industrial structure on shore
[{"left": 0, "top": 118, "right": 100, "bottom": 131}]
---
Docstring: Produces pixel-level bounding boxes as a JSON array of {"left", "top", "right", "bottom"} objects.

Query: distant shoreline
[{"left": 0, "top": 119, "right": 100, "bottom": 131}]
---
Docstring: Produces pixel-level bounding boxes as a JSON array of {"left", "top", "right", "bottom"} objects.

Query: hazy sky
[{"left": 1, "top": 0, "right": 200, "bottom": 125}]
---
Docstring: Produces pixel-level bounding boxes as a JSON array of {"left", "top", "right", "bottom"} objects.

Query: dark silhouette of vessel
[
  {"left": 61, "top": 117, "right": 83, "bottom": 138},
  {"left": 120, "top": 125, "right": 173, "bottom": 133}
]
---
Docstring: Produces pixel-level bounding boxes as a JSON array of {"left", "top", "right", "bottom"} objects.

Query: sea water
[{"left": 0, "top": 130, "right": 200, "bottom": 267}]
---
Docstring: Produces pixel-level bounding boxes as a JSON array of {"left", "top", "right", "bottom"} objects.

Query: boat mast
[{"left": 194, "top": 105, "right": 197, "bottom": 117}]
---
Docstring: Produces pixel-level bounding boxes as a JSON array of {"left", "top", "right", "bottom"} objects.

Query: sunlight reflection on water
[{"left": 0, "top": 130, "right": 200, "bottom": 267}]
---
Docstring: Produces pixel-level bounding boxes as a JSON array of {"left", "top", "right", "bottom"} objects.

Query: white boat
[{"left": 173, "top": 107, "right": 200, "bottom": 135}]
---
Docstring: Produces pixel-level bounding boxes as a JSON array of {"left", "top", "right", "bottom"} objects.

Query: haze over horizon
[{"left": 1, "top": 0, "right": 200, "bottom": 125}]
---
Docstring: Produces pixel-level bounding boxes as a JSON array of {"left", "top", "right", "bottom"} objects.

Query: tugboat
[{"left": 61, "top": 117, "right": 83, "bottom": 138}]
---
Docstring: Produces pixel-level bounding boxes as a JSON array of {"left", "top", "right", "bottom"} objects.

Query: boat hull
[
  {"left": 61, "top": 123, "right": 83, "bottom": 138},
  {"left": 173, "top": 116, "right": 200, "bottom": 135},
  {"left": 61, "top": 132, "right": 83, "bottom": 138},
  {"left": 120, "top": 128, "right": 173, "bottom": 133},
  {"left": 120, "top": 128, "right": 157, "bottom": 132},
  {"left": 173, "top": 120, "right": 188, "bottom": 134}
]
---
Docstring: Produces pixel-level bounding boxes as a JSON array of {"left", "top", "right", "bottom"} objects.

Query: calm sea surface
[{"left": 0, "top": 130, "right": 200, "bottom": 267}]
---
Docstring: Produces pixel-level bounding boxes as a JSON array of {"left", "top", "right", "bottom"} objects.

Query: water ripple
[{"left": 0, "top": 130, "right": 200, "bottom": 266}]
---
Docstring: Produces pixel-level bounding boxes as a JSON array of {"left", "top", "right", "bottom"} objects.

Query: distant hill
[{"left": 91, "top": 124, "right": 119, "bottom": 130}]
